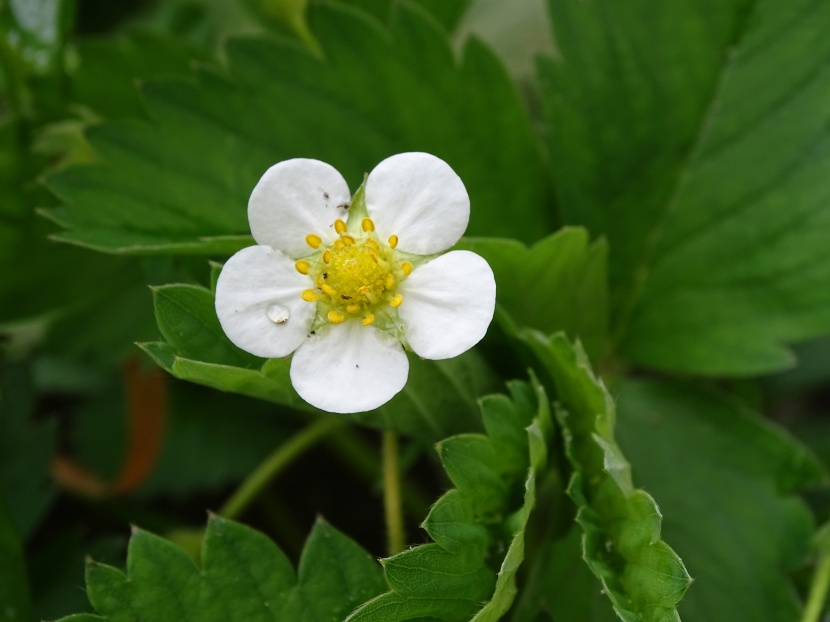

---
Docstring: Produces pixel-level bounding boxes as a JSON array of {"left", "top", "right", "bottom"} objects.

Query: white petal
[
  {"left": 215, "top": 245, "right": 315, "bottom": 358},
  {"left": 248, "top": 159, "right": 352, "bottom": 257},
  {"left": 398, "top": 250, "right": 495, "bottom": 360},
  {"left": 365, "top": 152, "right": 469, "bottom": 255},
  {"left": 290, "top": 322, "right": 409, "bottom": 414}
]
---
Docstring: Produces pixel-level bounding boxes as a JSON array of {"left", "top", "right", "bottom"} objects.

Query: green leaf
[
  {"left": 45, "top": 2, "right": 551, "bottom": 255},
  {"left": 152, "top": 284, "right": 259, "bottom": 367},
  {"left": 56, "top": 516, "right": 386, "bottom": 621},
  {"left": 142, "top": 278, "right": 497, "bottom": 441},
  {"left": 540, "top": 0, "right": 830, "bottom": 374},
  {"left": 0, "top": 493, "right": 31, "bottom": 622},
  {"left": 615, "top": 380, "right": 824, "bottom": 622},
  {"left": 71, "top": 31, "right": 211, "bottom": 120},
  {"left": 459, "top": 228, "right": 608, "bottom": 361},
  {"left": 0, "top": 364, "right": 56, "bottom": 539},
  {"left": 521, "top": 331, "right": 691, "bottom": 622},
  {"left": 347, "top": 379, "right": 552, "bottom": 622}
]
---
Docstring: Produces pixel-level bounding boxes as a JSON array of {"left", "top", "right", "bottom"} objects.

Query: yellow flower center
[{"left": 296, "top": 218, "right": 412, "bottom": 326}]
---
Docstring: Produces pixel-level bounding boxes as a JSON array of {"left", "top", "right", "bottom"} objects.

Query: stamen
[
  {"left": 362, "top": 314, "right": 375, "bottom": 326},
  {"left": 341, "top": 235, "right": 355, "bottom": 246},
  {"left": 365, "top": 239, "right": 380, "bottom": 251},
  {"left": 358, "top": 285, "right": 371, "bottom": 294},
  {"left": 401, "top": 261, "right": 413, "bottom": 276},
  {"left": 385, "top": 274, "right": 395, "bottom": 290},
  {"left": 361, "top": 217, "right": 375, "bottom": 232},
  {"left": 333, "top": 239, "right": 345, "bottom": 250},
  {"left": 346, "top": 304, "right": 361, "bottom": 314},
  {"left": 322, "top": 284, "right": 337, "bottom": 297},
  {"left": 388, "top": 235, "right": 398, "bottom": 249},
  {"left": 334, "top": 219, "right": 348, "bottom": 234},
  {"left": 295, "top": 260, "right": 311, "bottom": 275},
  {"left": 306, "top": 234, "right": 322, "bottom": 249},
  {"left": 301, "top": 289, "right": 319, "bottom": 302},
  {"left": 390, "top": 294, "right": 403, "bottom": 307},
  {"left": 323, "top": 250, "right": 332, "bottom": 264},
  {"left": 328, "top": 310, "right": 345, "bottom": 324}
]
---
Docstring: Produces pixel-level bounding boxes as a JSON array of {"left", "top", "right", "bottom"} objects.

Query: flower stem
[
  {"left": 382, "top": 430, "right": 405, "bottom": 555},
  {"left": 219, "top": 416, "right": 344, "bottom": 520},
  {"left": 803, "top": 552, "right": 830, "bottom": 622}
]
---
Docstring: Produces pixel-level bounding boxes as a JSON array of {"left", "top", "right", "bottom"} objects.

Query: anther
[
  {"left": 301, "top": 289, "right": 319, "bottom": 302},
  {"left": 362, "top": 314, "right": 375, "bottom": 326},
  {"left": 362, "top": 217, "right": 375, "bottom": 232},
  {"left": 346, "top": 304, "right": 361, "bottom": 314},
  {"left": 322, "top": 284, "right": 337, "bottom": 297},
  {"left": 306, "top": 234, "right": 322, "bottom": 249},
  {"left": 323, "top": 250, "right": 332, "bottom": 264},
  {"left": 385, "top": 274, "right": 395, "bottom": 290},
  {"left": 342, "top": 235, "right": 355, "bottom": 246},
  {"left": 328, "top": 310, "right": 345, "bottom": 324},
  {"left": 295, "top": 260, "right": 311, "bottom": 275},
  {"left": 358, "top": 285, "right": 371, "bottom": 294},
  {"left": 388, "top": 235, "right": 398, "bottom": 249},
  {"left": 390, "top": 294, "right": 403, "bottom": 307},
  {"left": 334, "top": 219, "right": 347, "bottom": 234},
  {"left": 401, "top": 261, "right": 413, "bottom": 276}
]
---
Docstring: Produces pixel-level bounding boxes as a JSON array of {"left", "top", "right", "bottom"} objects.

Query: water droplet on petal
[{"left": 266, "top": 304, "right": 290, "bottom": 324}]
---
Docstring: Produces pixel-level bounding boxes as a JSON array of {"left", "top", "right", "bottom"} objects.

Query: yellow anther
[
  {"left": 333, "top": 239, "right": 345, "bottom": 250},
  {"left": 390, "top": 294, "right": 403, "bottom": 307},
  {"left": 301, "top": 289, "right": 319, "bottom": 302},
  {"left": 388, "top": 235, "right": 398, "bottom": 249},
  {"left": 362, "top": 314, "right": 375, "bottom": 326},
  {"left": 346, "top": 303, "right": 361, "bottom": 314},
  {"left": 323, "top": 250, "right": 332, "bottom": 264},
  {"left": 358, "top": 285, "right": 371, "bottom": 294},
  {"left": 334, "top": 219, "right": 347, "bottom": 234},
  {"left": 385, "top": 273, "right": 395, "bottom": 290},
  {"left": 365, "top": 239, "right": 380, "bottom": 251},
  {"left": 322, "top": 284, "right": 337, "bottom": 297},
  {"left": 306, "top": 234, "right": 322, "bottom": 249},
  {"left": 342, "top": 235, "right": 355, "bottom": 246},
  {"left": 401, "top": 261, "right": 413, "bottom": 276},
  {"left": 328, "top": 310, "right": 345, "bottom": 324},
  {"left": 362, "top": 217, "right": 375, "bottom": 232},
  {"left": 295, "top": 260, "right": 311, "bottom": 275}
]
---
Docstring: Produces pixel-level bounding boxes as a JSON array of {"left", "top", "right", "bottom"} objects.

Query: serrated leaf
[
  {"left": 521, "top": 331, "right": 691, "bottom": 622},
  {"left": 540, "top": 0, "right": 830, "bottom": 375},
  {"left": 142, "top": 280, "right": 496, "bottom": 441},
  {"left": 152, "top": 284, "right": 259, "bottom": 367},
  {"left": 347, "top": 379, "right": 552, "bottom": 622},
  {"left": 45, "top": 1, "right": 551, "bottom": 255},
  {"left": 72, "top": 31, "right": 210, "bottom": 120},
  {"left": 458, "top": 228, "right": 608, "bottom": 361},
  {"left": 57, "top": 516, "right": 385, "bottom": 622},
  {"left": 615, "top": 380, "right": 824, "bottom": 622}
]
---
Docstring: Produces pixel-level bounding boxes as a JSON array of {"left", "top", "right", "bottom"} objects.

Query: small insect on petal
[{"left": 266, "top": 304, "right": 290, "bottom": 324}]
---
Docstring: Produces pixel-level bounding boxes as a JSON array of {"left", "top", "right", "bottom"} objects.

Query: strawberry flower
[{"left": 215, "top": 153, "right": 495, "bottom": 413}]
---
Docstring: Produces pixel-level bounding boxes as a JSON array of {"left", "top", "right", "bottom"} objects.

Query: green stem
[
  {"left": 382, "top": 430, "right": 405, "bottom": 555},
  {"left": 219, "top": 417, "right": 344, "bottom": 520},
  {"left": 803, "top": 552, "right": 830, "bottom": 622}
]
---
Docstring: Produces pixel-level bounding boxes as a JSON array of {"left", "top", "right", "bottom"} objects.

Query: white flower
[{"left": 215, "top": 152, "right": 496, "bottom": 414}]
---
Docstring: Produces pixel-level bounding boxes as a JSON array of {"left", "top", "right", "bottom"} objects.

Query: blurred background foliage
[{"left": 3, "top": 0, "right": 830, "bottom": 620}]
